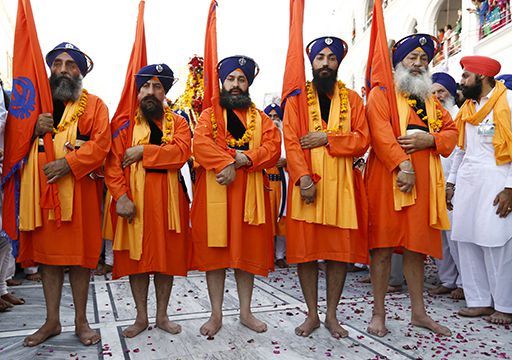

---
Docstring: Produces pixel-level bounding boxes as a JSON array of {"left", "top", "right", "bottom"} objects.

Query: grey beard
[
  {"left": 50, "top": 74, "right": 83, "bottom": 102},
  {"left": 394, "top": 63, "right": 432, "bottom": 101},
  {"left": 219, "top": 88, "right": 252, "bottom": 109},
  {"left": 440, "top": 96, "right": 456, "bottom": 110}
]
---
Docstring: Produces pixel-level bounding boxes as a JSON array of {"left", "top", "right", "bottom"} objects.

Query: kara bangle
[
  {"left": 300, "top": 181, "right": 315, "bottom": 191},
  {"left": 400, "top": 169, "right": 415, "bottom": 175}
]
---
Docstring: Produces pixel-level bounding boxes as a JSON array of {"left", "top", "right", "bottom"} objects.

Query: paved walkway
[{"left": 0, "top": 264, "right": 511, "bottom": 359}]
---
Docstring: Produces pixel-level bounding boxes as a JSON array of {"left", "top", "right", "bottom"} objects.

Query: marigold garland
[
  {"left": 53, "top": 89, "right": 88, "bottom": 133},
  {"left": 406, "top": 96, "right": 443, "bottom": 133},
  {"left": 211, "top": 104, "right": 257, "bottom": 148},
  {"left": 306, "top": 81, "right": 349, "bottom": 133},
  {"left": 135, "top": 106, "right": 175, "bottom": 144}
]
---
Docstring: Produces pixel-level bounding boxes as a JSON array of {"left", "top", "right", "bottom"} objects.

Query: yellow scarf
[
  {"left": 113, "top": 109, "right": 181, "bottom": 261},
  {"left": 205, "top": 108, "right": 265, "bottom": 247},
  {"left": 19, "top": 91, "right": 86, "bottom": 230},
  {"left": 394, "top": 94, "right": 450, "bottom": 230},
  {"left": 291, "top": 84, "right": 358, "bottom": 228},
  {"left": 455, "top": 81, "right": 512, "bottom": 165}
]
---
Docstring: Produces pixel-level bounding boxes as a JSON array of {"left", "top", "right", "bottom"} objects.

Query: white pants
[
  {"left": 24, "top": 266, "right": 39, "bottom": 275},
  {"left": 275, "top": 236, "right": 286, "bottom": 260},
  {"left": 0, "top": 236, "right": 14, "bottom": 296},
  {"left": 458, "top": 240, "right": 512, "bottom": 313},
  {"left": 104, "top": 240, "right": 114, "bottom": 266},
  {"left": 435, "top": 228, "right": 461, "bottom": 288}
]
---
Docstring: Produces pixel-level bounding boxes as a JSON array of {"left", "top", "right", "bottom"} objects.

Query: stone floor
[{"left": 0, "top": 264, "right": 511, "bottom": 359}]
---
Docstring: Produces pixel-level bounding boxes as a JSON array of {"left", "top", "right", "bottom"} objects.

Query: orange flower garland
[
  {"left": 407, "top": 97, "right": 443, "bottom": 132},
  {"left": 306, "top": 81, "right": 349, "bottom": 133},
  {"left": 211, "top": 104, "right": 257, "bottom": 148},
  {"left": 135, "top": 106, "right": 175, "bottom": 144},
  {"left": 53, "top": 89, "right": 88, "bottom": 133}
]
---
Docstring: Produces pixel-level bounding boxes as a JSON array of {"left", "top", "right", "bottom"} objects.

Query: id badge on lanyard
[{"left": 477, "top": 119, "right": 495, "bottom": 144}]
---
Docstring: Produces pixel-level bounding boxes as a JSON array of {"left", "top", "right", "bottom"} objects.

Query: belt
[
  {"left": 37, "top": 138, "right": 86, "bottom": 153},
  {"left": 268, "top": 173, "right": 282, "bottom": 182}
]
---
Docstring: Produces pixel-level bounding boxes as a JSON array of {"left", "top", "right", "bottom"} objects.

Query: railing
[{"left": 479, "top": 5, "right": 511, "bottom": 39}]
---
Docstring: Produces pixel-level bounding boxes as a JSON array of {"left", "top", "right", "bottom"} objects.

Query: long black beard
[
  {"left": 461, "top": 77, "right": 483, "bottom": 101},
  {"left": 312, "top": 67, "right": 337, "bottom": 95},
  {"left": 50, "top": 73, "right": 82, "bottom": 102},
  {"left": 140, "top": 94, "right": 164, "bottom": 122},
  {"left": 219, "top": 88, "right": 252, "bottom": 109}
]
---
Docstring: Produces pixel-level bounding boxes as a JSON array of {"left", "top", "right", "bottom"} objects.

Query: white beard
[
  {"left": 440, "top": 96, "right": 456, "bottom": 110},
  {"left": 394, "top": 63, "right": 432, "bottom": 101}
]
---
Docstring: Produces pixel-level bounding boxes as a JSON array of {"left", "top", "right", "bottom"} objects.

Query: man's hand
[
  {"left": 446, "top": 182, "right": 455, "bottom": 211},
  {"left": 396, "top": 160, "right": 415, "bottom": 193},
  {"left": 299, "top": 175, "right": 316, "bottom": 204},
  {"left": 116, "top": 194, "right": 136, "bottom": 223},
  {"left": 276, "top": 158, "right": 287, "bottom": 168},
  {"left": 122, "top": 145, "right": 144, "bottom": 168},
  {"left": 234, "top": 151, "right": 252, "bottom": 169},
  {"left": 34, "top": 113, "right": 54, "bottom": 137},
  {"left": 397, "top": 133, "right": 435, "bottom": 154},
  {"left": 0, "top": 148, "right": 4, "bottom": 163},
  {"left": 493, "top": 188, "right": 512, "bottom": 218},
  {"left": 43, "top": 158, "right": 71, "bottom": 184},
  {"left": 300, "top": 132, "right": 328, "bottom": 149},
  {"left": 216, "top": 163, "right": 236, "bottom": 185}
]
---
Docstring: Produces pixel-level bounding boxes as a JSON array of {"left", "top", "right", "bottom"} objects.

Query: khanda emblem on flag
[{"left": 9, "top": 76, "right": 36, "bottom": 120}]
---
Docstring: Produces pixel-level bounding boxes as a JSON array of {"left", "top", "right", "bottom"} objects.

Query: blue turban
[
  {"left": 432, "top": 72, "right": 457, "bottom": 98},
  {"left": 218, "top": 55, "right": 259, "bottom": 86},
  {"left": 45, "top": 42, "right": 93, "bottom": 77},
  {"left": 264, "top": 103, "right": 283, "bottom": 120},
  {"left": 135, "top": 64, "right": 175, "bottom": 94},
  {"left": 306, "top": 36, "right": 348, "bottom": 64},
  {"left": 496, "top": 74, "right": 512, "bottom": 90},
  {"left": 392, "top": 34, "right": 439, "bottom": 68}
]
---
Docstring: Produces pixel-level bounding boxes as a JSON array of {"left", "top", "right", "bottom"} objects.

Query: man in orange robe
[
  {"left": 284, "top": 36, "right": 370, "bottom": 339},
  {"left": 264, "top": 103, "right": 288, "bottom": 268},
  {"left": 365, "top": 34, "right": 457, "bottom": 337},
  {"left": 192, "top": 55, "right": 281, "bottom": 337},
  {"left": 105, "top": 64, "right": 191, "bottom": 338},
  {"left": 17, "top": 43, "right": 111, "bottom": 346}
]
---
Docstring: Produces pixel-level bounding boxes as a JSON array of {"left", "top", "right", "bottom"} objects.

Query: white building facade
[
  {"left": 0, "top": 0, "right": 14, "bottom": 89},
  {"left": 338, "top": 0, "right": 512, "bottom": 92}
]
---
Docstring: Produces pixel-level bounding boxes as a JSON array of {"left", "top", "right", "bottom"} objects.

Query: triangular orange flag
[
  {"left": 2, "top": 0, "right": 59, "bottom": 241},
  {"left": 365, "top": 0, "right": 400, "bottom": 136}
]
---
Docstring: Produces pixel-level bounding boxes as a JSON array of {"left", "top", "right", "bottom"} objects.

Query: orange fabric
[
  {"left": 284, "top": 90, "right": 370, "bottom": 264},
  {"left": 3, "top": 0, "right": 59, "bottom": 240},
  {"left": 106, "top": 115, "right": 191, "bottom": 278},
  {"left": 191, "top": 107, "right": 281, "bottom": 276},
  {"left": 17, "top": 94, "right": 111, "bottom": 268},
  {"left": 365, "top": 88, "right": 457, "bottom": 258},
  {"left": 365, "top": 0, "right": 400, "bottom": 136},
  {"left": 281, "top": 0, "right": 315, "bottom": 184}
]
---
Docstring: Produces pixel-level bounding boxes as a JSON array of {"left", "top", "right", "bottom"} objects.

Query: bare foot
[
  {"left": 387, "top": 285, "right": 402, "bottom": 293},
  {"left": 75, "top": 322, "right": 101, "bottom": 346},
  {"left": 367, "top": 314, "right": 388, "bottom": 337},
  {"left": 411, "top": 315, "right": 451, "bottom": 336},
  {"left": 0, "top": 298, "right": 13, "bottom": 312},
  {"left": 428, "top": 285, "right": 454, "bottom": 296},
  {"left": 483, "top": 311, "right": 512, "bottom": 325},
  {"left": 324, "top": 317, "right": 349, "bottom": 339},
  {"left": 200, "top": 314, "right": 222, "bottom": 337},
  {"left": 6, "top": 278, "right": 22, "bottom": 286},
  {"left": 2, "top": 293, "right": 25, "bottom": 305},
  {"left": 23, "top": 320, "right": 62, "bottom": 346},
  {"left": 240, "top": 313, "right": 267, "bottom": 333},
  {"left": 449, "top": 288, "right": 465, "bottom": 300},
  {"left": 458, "top": 307, "right": 494, "bottom": 317},
  {"left": 275, "top": 259, "right": 288, "bottom": 269},
  {"left": 94, "top": 264, "right": 106, "bottom": 276},
  {"left": 156, "top": 317, "right": 182, "bottom": 334},
  {"left": 358, "top": 275, "right": 371, "bottom": 284},
  {"left": 122, "top": 318, "right": 149, "bottom": 338},
  {"left": 295, "top": 315, "right": 320, "bottom": 337},
  {"left": 25, "top": 273, "right": 42, "bottom": 282}
]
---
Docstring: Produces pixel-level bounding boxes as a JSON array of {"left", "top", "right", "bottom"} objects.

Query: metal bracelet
[
  {"left": 400, "top": 169, "right": 415, "bottom": 175},
  {"left": 300, "top": 181, "right": 315, "bottom": 191}
]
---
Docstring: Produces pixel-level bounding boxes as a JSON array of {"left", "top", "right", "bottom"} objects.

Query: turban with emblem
[
  {"left": 264, "top": 103, "right": 283, "bottom": 120},
  {"left": 218, "top": 55, "right": 259, "bottom": 86},
  {"left": 45, "top": 42, "right": 93, "bottom": 77},
  {"left": 135, "top": 64, "right": 175, "bottom": 94},
  {"left": 306, "top": 36, "right": 348, "bottom": 64},
  {"left": 392, "top": 34, "right": 439, "bottom": 68}
]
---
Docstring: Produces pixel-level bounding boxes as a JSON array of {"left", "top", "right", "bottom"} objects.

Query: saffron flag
[
  {"left": 281, "top": 0, "right": 316, "bottom": 180},
  {"left": 203, "top": 0, "right": 223, "bottom": 126},
  {"left": 365, "top": 0, "right": 400, "bottom": 136},
  {"left": 2, "top": 0, "right": 58, "bottom": 241},
  {"left": 108, "top": 0, "right": 147, "bottom": 228}
]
